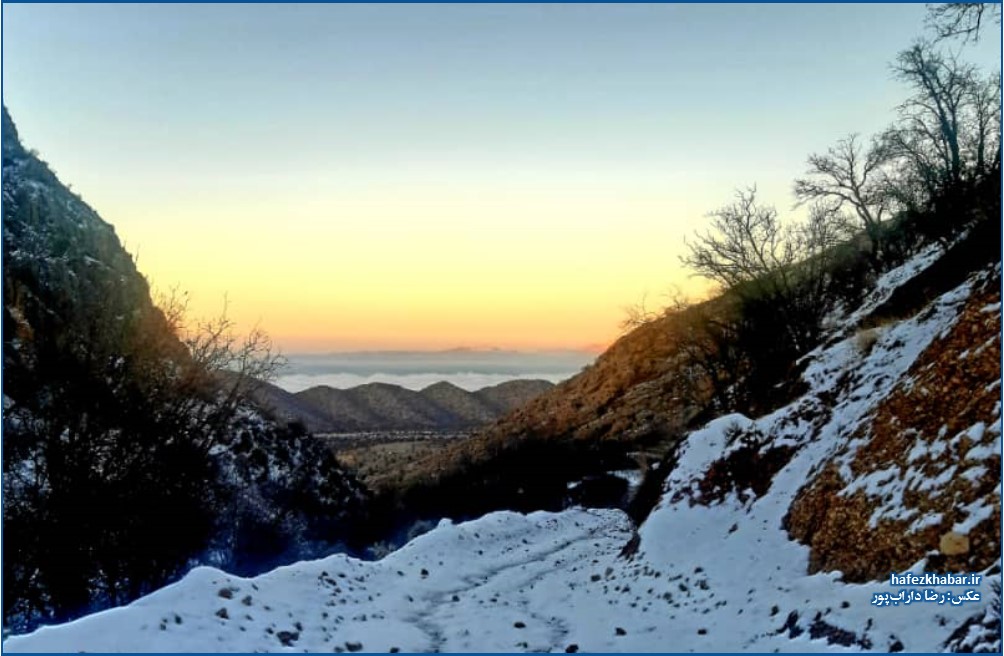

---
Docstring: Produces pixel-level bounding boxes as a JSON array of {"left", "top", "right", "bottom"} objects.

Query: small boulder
[{"left": 940, "top": 531, "right": 970, "bottom": 556}]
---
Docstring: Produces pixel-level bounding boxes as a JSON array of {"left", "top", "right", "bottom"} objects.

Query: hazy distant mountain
[{"left": 250, "top": 378, "right": 555, "bottom": 433}]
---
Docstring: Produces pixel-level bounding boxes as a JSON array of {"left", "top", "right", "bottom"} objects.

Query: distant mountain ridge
[{"left": 250, "top": 378, "right": 554, "bottom": 433}]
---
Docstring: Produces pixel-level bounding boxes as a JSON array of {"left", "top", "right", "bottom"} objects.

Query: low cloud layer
[
  {"left": 273, "top": 350, "right": 594, "bottom": 392},
  {"left": 274, "top": 371, "right": 574, "bottom": 393}
]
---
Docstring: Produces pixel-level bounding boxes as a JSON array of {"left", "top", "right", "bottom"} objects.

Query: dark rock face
[{"left": 1, "top": 106, "right": 368, "bottom": 633}]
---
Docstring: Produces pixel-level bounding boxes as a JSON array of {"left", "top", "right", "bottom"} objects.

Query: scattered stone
[
  {"left": 808, "top": 618, "right": 872, "bottom": 649},
  {"left": 777, "top": 611, "right": 802, "bottom": 639},
  {"left": 215, "top": 608, "right": 229, "bottom": 620},
  {"left": 514, "top": 621, "right": 526, "bottom": 629},
  {"left": 276, "top": 631, "right": 299, "bottom": 647},
  {"left": 619, "top": 533, "right": 641, "bottom": 559},
  {"left": 345, "top": 641, "right": 363, "bottom": 652},
  {"left": 241, "top": 595, "right": 253, "bottom": 606},
  {"left": 940, "top": 531, "right": 970, "bottom": 556},
  {"left": 615, "top": 627, "right": 627, "bottom": 636},
  {"left": 697, "top": 628, "right": 707, "bottom": 635},
  {"left": 565, "top": 644, "right": 579, "bottom": 653},
  {"left": 218, "top": 587, "right": 235, "bottom": 599}
]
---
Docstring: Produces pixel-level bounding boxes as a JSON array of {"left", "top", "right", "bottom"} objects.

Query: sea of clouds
[{"left": 274, "top": 350, "right": 595, "bottom": 392}]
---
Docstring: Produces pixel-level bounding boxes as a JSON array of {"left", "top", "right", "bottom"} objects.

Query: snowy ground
[{"left": 6, "top": 254, "right": 998, "bottom": 653}]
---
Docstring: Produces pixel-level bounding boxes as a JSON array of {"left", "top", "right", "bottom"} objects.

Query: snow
[
  {"left": 5, "top": 510, "right": 635, "bottom": 653},
  {"left": 825, "top": 242, "right": 942, "bottom": 332},
  {"left": 608, "top": 469, "right": 644, "bottom": 491},
  {"left": 952, "top": 499, "right": 996, "bottom": 535},
  {"left": 5, "top": 248, "right": 998, "bottom": 653}
]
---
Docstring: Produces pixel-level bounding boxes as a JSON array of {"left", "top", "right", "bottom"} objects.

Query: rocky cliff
[{"left": 1, "top": 107, "right": 369, "bottom": 633}]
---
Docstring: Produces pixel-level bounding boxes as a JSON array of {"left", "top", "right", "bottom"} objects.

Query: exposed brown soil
[{"left": 787, "top": 277, "right": 1002, "bottom": 582}]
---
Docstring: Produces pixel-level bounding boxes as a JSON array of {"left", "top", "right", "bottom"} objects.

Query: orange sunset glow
[{"left": 4, "top": 4, "right": 998, "bottom": 352}]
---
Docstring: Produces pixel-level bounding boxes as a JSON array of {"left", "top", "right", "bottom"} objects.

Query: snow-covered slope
[{"left": 6, "top": 252, "right": 1000, "bottom": 652}]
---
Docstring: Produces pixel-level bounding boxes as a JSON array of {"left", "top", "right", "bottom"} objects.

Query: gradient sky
[{"left": 2, "top": 4, "right": 1000, "bottom": 351}]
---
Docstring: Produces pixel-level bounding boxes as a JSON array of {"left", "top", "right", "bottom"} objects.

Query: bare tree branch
[
  {"left": 926, "top": 3, "right": 1001, "bottom": 43},
  {"left": 884, "top": 41, "right": 1000, "bottom": 203},
  {"left": 794, "top": 133, "right": 894, "bottom": 257}
]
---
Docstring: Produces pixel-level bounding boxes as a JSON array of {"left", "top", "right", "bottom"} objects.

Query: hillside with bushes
[
  {"left": 8, "top": 236, "right": 1000, "bottom": 652},
  {"left": 1, "top": 107, "right": 370, "bottom": 634},
  {"left": 3, "top": 6, "right": 1001, "bottom": 651}
]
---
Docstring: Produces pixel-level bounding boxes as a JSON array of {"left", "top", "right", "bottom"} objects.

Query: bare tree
[
  {"left": 681, "top": 186, "right": 795, "bottom": 293},
  {"left": 794, "top": 134, "right": 893, "bottom": 260},
  {"left": 895, "top": 43, "right": 969, "bottom": 185},
  {"left": 619, "top": 286, "right": 690, "bottom": 331},
  {"left": 153, "top": 290, "right": 286, "bottom": 452},
  {"left": 926, "top": 3, "right": 1001, "bottom": 42},
  {"left": 682, "top": 187, "right": 848, "bottom": 355},
  {"left": 885, "top": 42, "right": 999, "bottom": 199},
  {"left": 968, "top": 71, "right": 1003, "bottom": 174},
  {"left": 619, "top": 292, "right": 661, "bottom": 331}
]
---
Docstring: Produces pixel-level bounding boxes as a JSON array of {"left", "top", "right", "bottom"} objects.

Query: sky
[{"left": 2, "top": 4, "right": 1000, "bottom": 352}]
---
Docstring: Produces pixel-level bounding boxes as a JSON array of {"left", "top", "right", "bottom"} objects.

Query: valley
[
  {"left": 2, "top": 4, "right": 1001, "bottom": 652},
  {"left": 8, "top": 247, "right": 1001, "bottom": 652},
  {"left": 320, "top": 430, "right": 470, "bottom": 490}
]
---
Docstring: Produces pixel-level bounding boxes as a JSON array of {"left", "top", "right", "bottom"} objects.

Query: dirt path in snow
[{"left": 405, "top": 517, "right": 623, "bottom": 652}]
